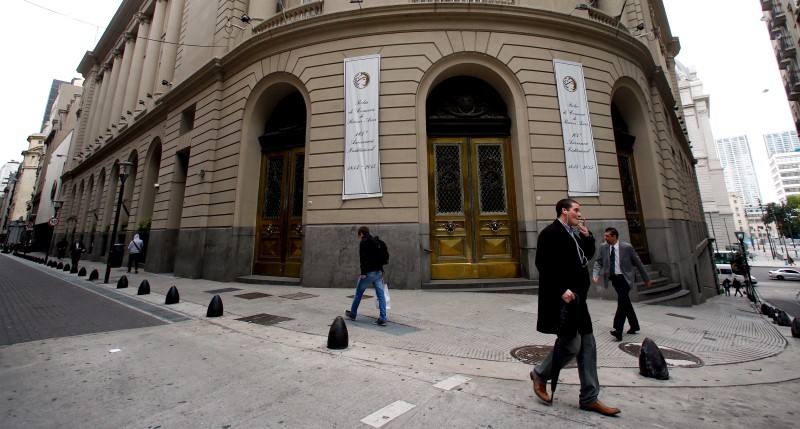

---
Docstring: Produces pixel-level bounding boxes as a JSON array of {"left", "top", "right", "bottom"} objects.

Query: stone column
[
  {"left": 81, "top": 71, "right": 101, "bottom": 151},
  {"left": 154, "top": 0, "right": 186, "bottom": 98},
  {"left": 136, "top": 0, "right": 168, "bottom": 113},
  {"left": 121, "top": 13, "right": 150, "bottom": 125},
  {"left": 248, "top": 0, "right": 271, "bottom": 22},
  {"left": 100, "top": 50, "right": 123, "bottom": 139},
  {"left": 110, "top": 36, "right": 135, "bottom": 134},
  {"left": 90, "top": 66, "right": 111, "bottom": 146}
]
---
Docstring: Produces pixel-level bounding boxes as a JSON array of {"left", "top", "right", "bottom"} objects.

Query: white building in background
[
  {"left": 770, "top": 151, "right": 800, "bottom": 201},
  {"left": 764, "top": 130, "right": 800, "bottom": 158},
  {"left": 715, "top": 135, "right": 762, "bottom": 208},
  {"left": 677, "top": 62, "right": 736, "bottom": 247}
]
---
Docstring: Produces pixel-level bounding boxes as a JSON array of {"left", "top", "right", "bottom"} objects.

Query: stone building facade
[{"left": 56, "top": 0, "right": 716, "bottom": 303}]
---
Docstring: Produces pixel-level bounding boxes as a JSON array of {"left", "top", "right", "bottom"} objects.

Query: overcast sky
[{"left": 1, "top": 1, "right": 793, "bottom": 203}]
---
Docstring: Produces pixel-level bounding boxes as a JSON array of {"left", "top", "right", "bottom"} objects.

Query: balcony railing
[
  {"left": 761, "top": 0, "right": 774, "bottom": 12},
  {"left": 772, "top": 5, "right": 787, "bottom": 26},
  {"left": 253, "top": 1, "right": 324, "bottom": 34},
  {"left": 781, "top": 35, "right": 797, "bottom": 56}
]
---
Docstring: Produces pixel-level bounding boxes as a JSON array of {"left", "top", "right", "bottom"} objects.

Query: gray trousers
[{"left": 533, "top": 332, "right": 600, "bottom": 406}]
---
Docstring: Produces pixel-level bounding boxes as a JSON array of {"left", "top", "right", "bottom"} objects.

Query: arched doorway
[
  {"left": 253, "top": 92, "right": 306, "bottom": 277},
  {"left": 611, "top": 102, "right": 651, "bottom": 264},
  {"left": 426, "top": 76, "right": 520, "bottom": 279}
]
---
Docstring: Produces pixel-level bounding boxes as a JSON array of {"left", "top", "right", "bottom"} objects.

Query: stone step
[
  {"left": 638, "top": 282, "right": 682, "bottom": 296},
  {"left": 424, "top": 285, "right": 539, "bottom": 294},
  {"left": 640, "top": 289, "right": 692, "bottom": 306},
  {"left": 421, "top": 278, "right": 538, "bottom": 291},
  {"left": 235, "top": 275, "right": 302, "bottom": 286}
]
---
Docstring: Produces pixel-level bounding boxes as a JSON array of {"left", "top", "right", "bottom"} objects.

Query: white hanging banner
[
  {"left": 342, "top": 54, "right": 382, "bottom": 200},
  {"left": 553, "top": 59, "right": 599, "bottom": 197}
]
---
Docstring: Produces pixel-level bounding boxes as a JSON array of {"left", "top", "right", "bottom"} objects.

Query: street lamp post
[
  {"left": 734, "top": 231, "right": 756, "bottom": 303},
  {"left": 104, "top": 162, "right": 133, "bottom": 284},
  {"left": 43, "top": 200, "right": 63, "bottom": 265}
]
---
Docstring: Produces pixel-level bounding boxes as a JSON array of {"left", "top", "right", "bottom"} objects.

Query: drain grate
[
  {"left": 235, "top": 292, "right": 272, "bottom": 300},
  {"left": 665, "top": 313, "right": 696, "bottom": 320},
  {"left": 279, "top": 292, "right": 318, "bottom": 300},
  {"left": 619, "top": 343, "right": 703, "bottom": 367},
  {"left": 346, "top": 294, "right": 373, "bottom": 299},
  {"left": 205, "top": 287, "right": 243, "bottom": 294},
  {"left": 510, "top": 345, "right": 576, "bottom": 367},
  {"left": 237, "top": 313, "right": 293, "bottom": 326}
]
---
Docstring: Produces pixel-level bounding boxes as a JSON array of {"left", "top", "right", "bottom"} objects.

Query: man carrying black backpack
[{"left": 345, "top": 226, "right": 388, "bottom": 326}]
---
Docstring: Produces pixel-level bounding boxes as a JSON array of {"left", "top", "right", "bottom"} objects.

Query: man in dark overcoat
[{"left": 529, "top": 198, "right": 620, "bottom": 416}]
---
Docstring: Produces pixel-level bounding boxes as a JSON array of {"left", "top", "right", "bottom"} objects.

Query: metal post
[
  {"left": 706, "top": 212, "right": 719, "bottom": 252},
  {"left": 43, "top": 201, "right": 63, "bottom": 265},
  {"left": 104, "top": 162, "right": 132, "bottom": 284}
]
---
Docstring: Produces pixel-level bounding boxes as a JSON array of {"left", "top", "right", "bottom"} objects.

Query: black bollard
[
  {"left": 327, "top": 316, "right": 349, "bottom": 350},
  {"left": 117, "top": 276, "right": 129, "bottom": 289},
  {"left": 88, "top": 269, "right": 99, "bottom": 281},
  {"left": 207, "top": 295, "right": 223, "bottom": 317},
  {"left": 63, "top": 263, "right": 71, "bottom": 272},
  {"left": 78, "top": 267, "right": 87, "bottom": 277},
  {"left": 639, "top": 338, "right": 669, "bottom": 380},
  {"left": 165, "top": 286, "right": 180, "bottom": 305},
  {"left": 792, "top": 317, "right": 800, "bottom": 338},
  {"left": 57, "top": 262, "right": 64, "bottom": 269},
  {"left": 137, "top": 280, "right": 150, "bottom": 295}
]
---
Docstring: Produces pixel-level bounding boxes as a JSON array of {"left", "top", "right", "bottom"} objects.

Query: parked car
[
  {"left": 768, "top": 268, "right": 800, "bottom": 281},
  {"left": 715, "top": 264, "right": 758, "bottom": 285}
]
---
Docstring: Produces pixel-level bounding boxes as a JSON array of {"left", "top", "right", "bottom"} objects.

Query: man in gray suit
[{"left": 592, "top": 227, "right": 651, "bottom": 341}]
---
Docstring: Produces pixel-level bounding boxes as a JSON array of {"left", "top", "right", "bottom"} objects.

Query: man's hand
[
  {"left": 644, "top": 281, "right": 652, "bottom": 287},
  {"left": 561, "top": 289, "right": 576, "bottom": 303},
  {"left": 360, "top": 275, "right": 366, "bottom": 279},
  {"left": 576, "top": 221, "right": 590, "bottom": 237},
  {"left": 592, "top": 276, "right": 600, "bottom": 284}
]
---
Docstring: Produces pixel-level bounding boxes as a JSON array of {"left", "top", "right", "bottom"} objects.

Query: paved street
[
  {"left": 0, "top": 256, "right": 166, "bottom": 346},
  {"left": 1, "top": 252, "right": 799, "bottom": 428}
]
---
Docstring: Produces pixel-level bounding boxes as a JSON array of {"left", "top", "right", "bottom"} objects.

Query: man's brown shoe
[
  {"left": 530, "top": 371, "right": 552, "bottom": 404},
  {"left": 580, "top": 401, "right": 620, "bottom": 416}
]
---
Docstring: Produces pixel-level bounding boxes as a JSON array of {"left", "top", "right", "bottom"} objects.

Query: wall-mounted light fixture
[
  {"left": 138, "top": 100, "right": 145, "bottom": 105},
  {"left": 146, "top": 93, "right": 153, "bottom": 98},
  {"left": 126, "top": 110, "right": 133, "bottom": 115},
  {"left": 198, "top": 169, "right": 206, "bottom": 179},
  {"left": 161, "top": 79, "right": 172, "bottom": 86}
]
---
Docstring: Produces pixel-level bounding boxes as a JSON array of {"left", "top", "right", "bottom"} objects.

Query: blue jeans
[{"left": 350, "top": 270, "right": 387, "bottom": 322}]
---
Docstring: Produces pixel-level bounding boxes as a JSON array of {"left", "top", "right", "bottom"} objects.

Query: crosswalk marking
[{"left": 360, "top": 400, "right": 416, "bottom": 428}]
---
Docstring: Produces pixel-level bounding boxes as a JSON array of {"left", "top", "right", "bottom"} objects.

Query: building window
[{"left": 179, "top": 104, "right": 196, "bottom": 136}]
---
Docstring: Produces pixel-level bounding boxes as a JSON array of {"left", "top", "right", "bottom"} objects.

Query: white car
[{"left": 768, "top": 268, "right": 800, "bottom": 281}]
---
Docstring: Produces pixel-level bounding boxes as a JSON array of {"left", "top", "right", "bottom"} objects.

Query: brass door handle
[
  {"left": 294, "top": 223, "right": 303, "bottom": 235},
  {"left": 487, "top": 220, "right": 502, "bottom": 232}
]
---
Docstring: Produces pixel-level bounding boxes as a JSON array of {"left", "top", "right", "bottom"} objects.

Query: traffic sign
[{"left": 48, "top": 217, "right": 59, "bottom": 227}]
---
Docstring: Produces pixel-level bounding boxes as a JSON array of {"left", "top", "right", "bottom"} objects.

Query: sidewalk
[{"left": 6, "top": 251, "right": 798, "bottom": 390}]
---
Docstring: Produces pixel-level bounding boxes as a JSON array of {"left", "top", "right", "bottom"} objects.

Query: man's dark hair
[
  {"left": 604, "top": 227, "right": 619, "bottom": 238},
  {"left": 555, "top": 198, "right": 579, "bottom": 217},
  {"left": 358, "top": 226, "right": 370, "bottom": 236}
]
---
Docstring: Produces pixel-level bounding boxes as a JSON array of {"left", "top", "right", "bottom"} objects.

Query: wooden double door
[
  {"left": 253, "top": 147, "right": 305, "bottom": 277},
  {"left": 429, "top": 137, "right": 520, "bottom": 279}
]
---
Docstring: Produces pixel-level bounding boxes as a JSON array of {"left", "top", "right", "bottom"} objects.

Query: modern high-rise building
[
  {"left": 764, "top": 130, "right": 800, "bottom": 157},
  {"left": 715, "top": 135, "right": 762, "bottom": 208},
  {"left": 677, "top": 62, "right": 737, "bottom": 246},
  {"left": 769, "top": 151, "right": 800, "bottom": 201}
]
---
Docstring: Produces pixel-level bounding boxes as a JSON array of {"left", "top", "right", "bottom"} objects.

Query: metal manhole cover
[
  {"left": 237, "top": 313, "right": 293, "bottom": 326},
  {"left": 619, "top": 343, "right": 703, "bottom": 367},
  {"left": 205, "top": 287, "right": 243, "bottom": 294},
  {"left": 235, "top": 292, "right": 273, "bottom": 300},
  {"left": 279, "top": 292, "right": 318, "bottom": 300},
  {"left": 346, "top": 294, "right": 373, "bottom": 298},
  {"left": 510, "top": 345, "right": 576, "bottom": 367}
]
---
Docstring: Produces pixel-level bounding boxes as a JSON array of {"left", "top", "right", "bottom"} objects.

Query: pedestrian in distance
[
  {"left": 732, "top": 278, "right": 743, "bottom": 297},
  {"left": 345, "top": 226, "right": 388, "bottom": 326},
  {"left": 529, "top": 198, "right": 620, "bottom": 416},
  {"left": 70, "top": 238, "right": 86, "bottom": 270},
  {"left": 56, "top": 237, "right": 68, "bottom": 261},
  {"left": 127, "top": 234, "right": 144, "bottom": 274},
  {"left": 722, "top": 278, "right": 731, "bottom": 296},
  {"left": 592, "top": 227, "right": 651, "bottom": 342}
]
